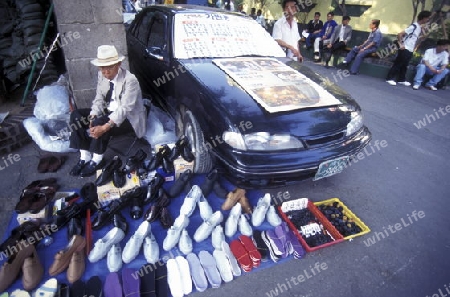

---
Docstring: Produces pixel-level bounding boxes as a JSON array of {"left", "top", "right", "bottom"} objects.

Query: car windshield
[{"left": 173, "top": 12, "right": 286, "bottom": 59}]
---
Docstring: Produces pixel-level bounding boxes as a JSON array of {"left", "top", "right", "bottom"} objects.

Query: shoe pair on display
[
  {"left": 10, "top": 278, "right": 58, "bottom": 297},
  {"left": 121, "top": 221, "right": 159, "bottom": 265},
  {"left": 168, "top": 135, "right": 195, "bottom": 163},
  {"left": 221, "top": 188, "right": 252, "bottom": 214},
  {"left": 167, "top": 256, "right": 193, "bottom": 297},
  {"left": 229, "top": 235, "right": 261, "bottom": 272},
  {"left": 125, "top": 148, "right": 148, "bottom": 173},
  {"left": 49, "top": 235, "right": 86, "bottom": 284},
  {"left": 15, "top": 178, "right": 59, "bottom": 214},
  {"left": 146, "top": 144, "right": 173, "bottom": 173},
  {"left": 37, "top": 155, "right": 65, "bottom": 173},
  {"left": 251, "top": 193, "right": 282, "bottom": 227},
  {"left": 200, "top": 168, "right": 228, "bottom": 198},
  {"left": 0, "top": 241, "right": 43, "bottom": 292},
  {"left": 95, "top": 156, "right": 126, "bottom": 188},
  {"left": 193, "top": 211, "right": 223, "bottom": 243},
  {"left": 70, "top": 159, "right": 105, "bottom": 177}
]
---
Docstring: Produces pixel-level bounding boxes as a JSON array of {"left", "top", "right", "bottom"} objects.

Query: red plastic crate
[{"left": 278, "top": 199, "right": 344, "bottom": 252}]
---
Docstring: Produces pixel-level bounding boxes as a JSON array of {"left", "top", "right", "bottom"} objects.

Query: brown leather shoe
[
  {"left": 239, "top": 195, "right": 253, "bottom": 214},
  {"left": 49, "top": 235, "right": 86, "bottom": 276},
  {"left": 22, "top": 246, "right": 44, "bottom": 291},
  {"left": 67, "top": 250, "right": 85, "bottom": 284},
  {"left": 221, "top": 188, "right": 246, "bottom": 211},
  {"left": 0, "top": 241, "right": 34, "bottom": 292}
]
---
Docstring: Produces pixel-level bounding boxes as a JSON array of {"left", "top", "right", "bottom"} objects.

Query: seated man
[
  {"left": 313, "top": 11, "right": 337, "bottom": 61},
  {"left": 272, "top": 0, "right": 304, "bottom": 62},
  {"left": 69, "top": 45, "right": 147, "bottom": 177},
  {"left": 304, "top": 12, "right": 323, "bottom": 49},
  {"left": 413, "top": 39, "right": 449, "bottom": 90},
  {"left": 342, "top": 19, "right": 382, "bottom": 74},
  {"left": 322, "top": 15, "right": 352, "bottom": 68}
]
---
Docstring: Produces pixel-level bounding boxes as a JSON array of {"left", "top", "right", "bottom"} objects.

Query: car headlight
[
  {"left": 223, "top": 131, "right": 303, "bottom": 151},
  {"left": 346, "top": 111, "right": 363, "bottom": 136}
]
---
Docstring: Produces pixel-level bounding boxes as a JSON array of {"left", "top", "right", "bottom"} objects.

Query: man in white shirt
[
  {"left": 272, "top": 0, "right": 303, "bottom": 62},
  {"left": 413, "top": 39, "right": 449, "bottom": 91},
  {"left": 386, "top": 10, "right": 431, "bottom": 86}
]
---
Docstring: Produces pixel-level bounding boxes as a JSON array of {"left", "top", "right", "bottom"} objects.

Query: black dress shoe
[
  {"left": 145, "top": 205, "right": 162, "bottom": 223},
  {"left": 70, "top": 160, "right": 86, "bottom": 176},
  {"left": 67, "top": 216, "right": 83, "bottom": 239},
  {"left": 113, "top": 168, "right": 126, "bottom": 188},
  {"left": 200, "top": 168, "right": 219, "bottom": 197},
  {"left": 95, "top": 156, "right": 122, "bottom": 186},
  {"left": 181, "top": 142, "right": 195, "bottom": 162},
  {"left": 112, "top": 213, "right": 128, "bottom": 234},
  {"left": 144, "top": 173, "right": 165, "bottom": 205},
  {"left": 162, "top": 157, "right": 174, "bottom": 174},
  {"left": 159, "top": 207, "right": 173, "bottom": 229},
  {"left": 147, "top": 145, "right": 171, "bottom": 171},
  {"left": 80, "top": 182, "right": 98, "bottom": 203},
  {"left": 167, "top": 169, "right": 193, "bottom": 198},
  {"left": 125, "top": 148, "right": 147, "bottom": 173},
  {"left": 129, "top": 187, "right": 146, "bottom": 220},
  {"left": 80, "top": 160, "right": 104, "bottom": 177},
  {"left": 156, "top": 188, "right": 171, "bottom": 208},
  {"left": 91, "top": 209, "right": 110, "bottom": 231},
  {"left": 168, "top": 135, "right": 192, "bottom": 162}
]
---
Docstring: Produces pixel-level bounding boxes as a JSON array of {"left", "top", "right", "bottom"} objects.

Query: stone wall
[{"left": 52, "top": 0, "right": 128, "bottom": 108}]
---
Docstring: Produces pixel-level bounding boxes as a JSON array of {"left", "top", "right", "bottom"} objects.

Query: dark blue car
[{"left": 126, "top": 5, "right": 371, "bottom": 187}]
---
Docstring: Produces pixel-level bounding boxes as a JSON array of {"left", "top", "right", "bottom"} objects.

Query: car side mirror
[{"left": 145, "top": 47, "right": 164, "bottom": 61}]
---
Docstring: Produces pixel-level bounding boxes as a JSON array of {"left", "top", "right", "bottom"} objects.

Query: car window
[
  {"left": 173, "top": 12, "right": 285, "bottom": 59},
  {"left": 135, "top": 11, "right": 155, "bottom": 44},
  {"left": 148, "top": 13, "right": 167, "bottom": 50}
]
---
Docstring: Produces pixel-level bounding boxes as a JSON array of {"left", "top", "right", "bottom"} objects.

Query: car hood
[{"left": 180, "top": 58, "right": 359, "bottom": 137}]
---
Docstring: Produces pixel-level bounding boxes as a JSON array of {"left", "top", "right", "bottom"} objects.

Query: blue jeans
[
  {"left": 345, "top": 46, "right": 377, "bottom": 74},
  {"left": 413, "top": 64, "right": 449, "bottom": 87}
]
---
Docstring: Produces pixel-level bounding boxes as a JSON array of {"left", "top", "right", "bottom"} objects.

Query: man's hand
[
  {"left": 89, "top": 124, "right": 109, "bottom": 139},
  {"left": 291, "top": 48, "right": 303, "bottom": 62},
  {"left": 327, "top": 44, "right": 332, "bottom": 49}
]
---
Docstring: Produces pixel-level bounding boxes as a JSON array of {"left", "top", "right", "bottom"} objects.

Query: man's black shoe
[
  {"left": 125, "top": 148, "right": 148, "bottom": 173},
  {"left": 91, "top": 209, "right": 110, "bottom": 231},
  {"left": 159, "top": 207, "right": 173, "bottom": 229},
  {"left": 200, "top": 168, "right": 219, "bottom": 197},
  {"left": 162, "top": 157, "right": 174, "bottom": 174},
  {"left": 181, "top": 142, "right": 195, "bottom": 162},
  {"left": 129, "top": 190, "right": 145, "bottom": 220},
  {"left": 70, "top": 160, "right": 86, "bottom": 176},
  {"left": 112, "top": 213, "right": 128, "bottom": 234},
  {"left": 67, "top": 216, "right": 83, "bottom": 240},
  {"left": 145, "top": 205, "right": 162, "bottom": 223},
  {"left": 213, "top": 181, "right": 228, "bottom": 199},
  {"left": 95, "top": 156, "right": 122, "bottom": 186},
  {"left": 156, "top": 188, "right": 171, "bottom": 208},
  {"left": 80, "top": 160, "right": 104, "bottom": 177},
  {"left": 113, "top": 168, "right": 126, "bottom": 188},
  {"left": 167, "top": 169, "right": 193, "bottom": 198},
  {"left": 144, "top": 173, "right": 165, "bottom": 205}
]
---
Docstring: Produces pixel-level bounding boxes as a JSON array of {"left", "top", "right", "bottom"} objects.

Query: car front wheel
[{"left": 182, "top": 110, "right": 213, "bottom": 173}]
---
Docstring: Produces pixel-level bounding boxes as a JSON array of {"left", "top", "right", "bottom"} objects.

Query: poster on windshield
[{"left": 213, "top": 57, "right": 342, "bottom": 113}]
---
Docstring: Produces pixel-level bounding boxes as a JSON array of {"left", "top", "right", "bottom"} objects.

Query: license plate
[{"left": 313, "top": 156, "right": 349, "bottom": 181}]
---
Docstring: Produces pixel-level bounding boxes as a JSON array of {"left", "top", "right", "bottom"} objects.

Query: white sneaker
[
  {"left": 175, "top": 256, "right": 193, "bottom": 295},
  {"left": 11, "top": 290, "right": 30, "bottom": 297},
  {"left": 167, "top": 258, "right": 184, "bottom": 297},
  {"left": 221, "top": 241, "right": 241, "bottom": 276},
  {"left": 143, "top": 233, "right": 159, "bottom": 264},
  {"left": 213, "top": 249, "right": 233, "bottom": 283},
  {"left": 251, "top": 193, "right": 271, "bottom": 227},
  {"left": 398, "top": 81, "right": 411, "bottom": 86},
  {"left": 33, "top": 278, "right": 57, "bottom": 297},
  {"left": 198, "top": 195, "right": 213, "bottom": 221},
  {"left": 122, "top": 221, "right": 151, "bottom": 263},
  {"left": 413, "top": 84, "right": 420, "bottom": 90},
  {"left": 225, "top": 203, "right": 241, "bottom": 237},
  {"left": 107, "top": 244, "right": 122, "bottom": 272},
  {"left": 426, "top": 85, "right": 438, "bottom": 91},
  {"left": 186, "top": 253, "right": 208, "bottom": 292},
  {"left": 178, "top": 229, "right": 193, "bottom": 255},
  {"left": 163, "top": 215, "right": 190, "bottom": 251},
  {"left": 386, "top": 80, "right": 397, "bottom": 86},
  {"left": 89, "top": 227, "right": 125, "bottom": 262},
  {"left": 266, "top": 205, "right": 282, "bottom": 226},
  {"left": 212, "top": 225, "right": 225, "bottom": 250},
  {"left": 180, "top": 185, "right": 202, "bottom": 217},
  {"left": 238, "top": 214, "right": 252, "bottom": 236},
  {"left": 194, "top": 211, "right": 223, "bottom": 242}
]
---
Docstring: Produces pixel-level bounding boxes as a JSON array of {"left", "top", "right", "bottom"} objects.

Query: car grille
[{"left": 303, "top": 131, "right": 345, "bottom": 148}]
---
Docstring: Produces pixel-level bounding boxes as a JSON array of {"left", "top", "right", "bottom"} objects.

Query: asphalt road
[{"left": 0, "top": 60, "right": 449, "bottom": 297}]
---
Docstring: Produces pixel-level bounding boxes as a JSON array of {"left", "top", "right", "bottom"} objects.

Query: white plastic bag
[
  {"left": 34, "top": 84, "right": 70, "bottom": 121},
  {"left": 144, "top": 104, "right": 177, "bottom": 146}
]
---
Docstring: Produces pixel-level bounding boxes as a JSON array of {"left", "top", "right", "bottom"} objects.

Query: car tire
[{"left": 182, "top": 110, "right": 213, "bottom": 174}]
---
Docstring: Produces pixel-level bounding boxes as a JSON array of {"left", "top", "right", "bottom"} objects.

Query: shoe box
[{"left": 96, "top": 171, "right": 140, "bottom": 206}]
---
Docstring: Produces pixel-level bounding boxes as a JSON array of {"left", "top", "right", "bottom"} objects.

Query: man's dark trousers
[
  {"left": 323, "top": 41, "right": 347, "bottom": 64},
  {"left": 69, "top": 108, "right": 134, "bottom": 154},
  {"left": 386, "top": 49, "right": 413, "bottom": 82}
]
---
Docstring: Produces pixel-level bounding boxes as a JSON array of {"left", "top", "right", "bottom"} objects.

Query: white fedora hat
[{"left": 91, "top": 45, "right": 125, "bottom": 66}]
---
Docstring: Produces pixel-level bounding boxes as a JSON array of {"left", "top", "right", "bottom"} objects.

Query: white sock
[
  {"left": 92, "top": 153, "right": 103, "bottom": 165},
  {"left": 80, "top": 150, "right": 91, "bottom": 162}
]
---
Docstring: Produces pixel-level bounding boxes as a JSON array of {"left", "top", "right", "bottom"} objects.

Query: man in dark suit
[
  {"left": 322, "top": 16, "right": 352, "bottom": 68},
  {"left": 304, "top": 12, "right": 323, "bottom": 49}
]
